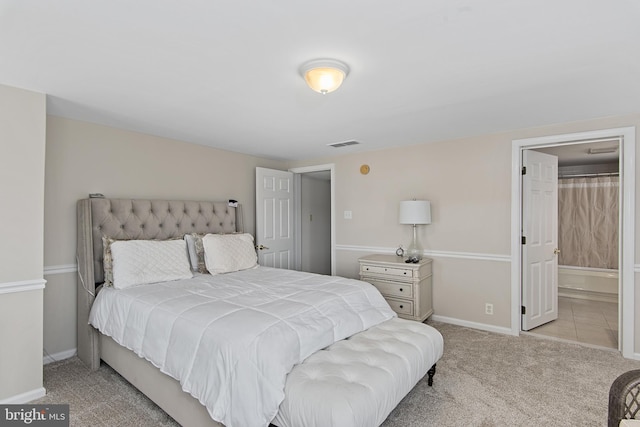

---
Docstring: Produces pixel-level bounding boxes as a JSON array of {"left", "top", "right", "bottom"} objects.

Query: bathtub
[{"left": 557, "top": 265, "right": 619, "bottom": 303}]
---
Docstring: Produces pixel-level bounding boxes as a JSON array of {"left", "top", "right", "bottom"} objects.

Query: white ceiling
[{"left": 1, "top": 1, "right": 639, "bottom": 161}]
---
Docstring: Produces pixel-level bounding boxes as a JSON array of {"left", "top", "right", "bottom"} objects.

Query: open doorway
[
  {"left": 511, "top": 127, "right": 635, "bottom": 358},
  {"left": 291, "top": 165, "right": 334, "bottom": 275},
  {"left": 290, "top": 164, "right": 334, "bottom": 275},
  {"left": 526, "top": 140, "right": 620, "bottom": 349},
  {"left": 297, "top": 170, "right": 331, "bottom": 275}
]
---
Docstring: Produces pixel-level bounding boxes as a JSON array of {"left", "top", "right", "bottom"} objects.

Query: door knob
[
  {"left": 554, "top": 248, "right": 561, "bottom": 255},
  {"left": 256, "top": 245, "right": 270, "bottom": 250}
]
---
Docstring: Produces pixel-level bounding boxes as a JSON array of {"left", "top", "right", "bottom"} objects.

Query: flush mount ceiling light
[{"left": 299, "top": 59, "right": 350, "bottom": 94}]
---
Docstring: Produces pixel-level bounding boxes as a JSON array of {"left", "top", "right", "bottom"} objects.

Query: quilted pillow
[
  {"left": 202, "top": 233, "right": 258, "bottom": 274},
  {"left": 110, "top": 239, "right": 193, "bottom": 289},
  {"left": 184, "top": 233, "right": 208, "bottom": 274}
]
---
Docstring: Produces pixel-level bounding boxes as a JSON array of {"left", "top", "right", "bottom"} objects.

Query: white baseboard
[
  {"left": 558, "top": 288, "right": 618, "bottom": 304},
  {"left": 43, "top": 348, "right": 77, "bottom": 365},
  {"left": 431, "top": 315, "right": 516, "bottom": 336},
  {"left": 0, "top": 387, "right": 46, "bottom": 404}
]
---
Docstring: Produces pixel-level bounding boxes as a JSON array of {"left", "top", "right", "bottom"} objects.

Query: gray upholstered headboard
[{"left": 76, "top": 198, "right": 244, "bottom": 369}]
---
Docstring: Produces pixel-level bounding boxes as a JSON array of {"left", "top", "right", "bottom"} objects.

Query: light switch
[{"left": 344, "top": 210, "right": 353, "bottom": 219}]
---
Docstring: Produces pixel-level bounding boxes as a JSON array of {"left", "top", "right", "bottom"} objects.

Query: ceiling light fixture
[{"left": 299, "top": 59, "right": 350, "bottom": 94}]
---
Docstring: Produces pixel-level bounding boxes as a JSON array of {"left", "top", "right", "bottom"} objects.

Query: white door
[
  {"left": 255, "top": 167, "right": 294, "bottom": 269},
  {"left": 522, "top": 150, "right": 559, "bottom": 331}
]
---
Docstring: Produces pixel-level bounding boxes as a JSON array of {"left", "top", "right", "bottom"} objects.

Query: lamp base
[
  {"left": 405, "top": 247, "right": 422, "bottom": 263},
  {"left": 405, "top": 224, "right": 423, "bottom": 262}
]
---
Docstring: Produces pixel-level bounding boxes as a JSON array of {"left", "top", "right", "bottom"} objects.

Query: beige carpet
[{"left": 36, "top": 321, "right": 640, "bottom": 426}]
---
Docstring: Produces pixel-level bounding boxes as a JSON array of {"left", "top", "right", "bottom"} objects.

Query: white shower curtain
[{"left": 558, "top": 175, "right": 619, "bottom": 269}]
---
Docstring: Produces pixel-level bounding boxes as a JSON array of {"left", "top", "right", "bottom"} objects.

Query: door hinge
[
  {"left": 521, "top": 306, "right": 526, "bottom": 315},
  {"left": 521, "top": 236, "right": 526, "bottom": 245},
  {"left": 522, "top": 166, "right": 527, "bottom": 175}
]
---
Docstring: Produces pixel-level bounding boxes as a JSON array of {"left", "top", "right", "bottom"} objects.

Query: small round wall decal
[{"left": 360, "top": 164, "right": 370, "bottom": 175}]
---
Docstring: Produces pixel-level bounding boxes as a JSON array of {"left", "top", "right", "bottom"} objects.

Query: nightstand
[{"left": 359, "top": 254, "right": 433, "bottom": 322}]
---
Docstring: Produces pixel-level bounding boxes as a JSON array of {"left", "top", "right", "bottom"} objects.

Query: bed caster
[{"left": 427, "top": 364, "right": 436, "bottom": 386}]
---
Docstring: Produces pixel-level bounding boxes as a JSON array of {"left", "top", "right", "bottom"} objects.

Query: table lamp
[{"left": 399, "top": 200, "right": 431, "bottom": 262}]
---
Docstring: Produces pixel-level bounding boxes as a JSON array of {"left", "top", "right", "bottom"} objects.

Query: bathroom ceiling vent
[
  {"left": 588, "top": 147, "right": 618, "bottom": 155},
  {"left": 327, "top": 140, "right": 360, "bottom": 148}
]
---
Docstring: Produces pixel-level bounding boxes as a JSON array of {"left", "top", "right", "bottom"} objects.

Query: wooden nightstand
[{"left": 359, "top": 254, "right": 433, "bottom": 322}]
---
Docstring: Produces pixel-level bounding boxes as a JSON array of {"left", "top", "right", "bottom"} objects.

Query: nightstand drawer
[
  {"left": 368, "top": 279, "right": 413, "bottom": 299},
  {"left": 386, "top": 298, "right": 413, "bottom": 316},
  {"left": 361, "top": 265, "right": 413, "bottom": 278}
]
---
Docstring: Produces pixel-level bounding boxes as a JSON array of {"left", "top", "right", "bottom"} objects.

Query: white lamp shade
[{"left": 399, "top": 200, "right": 431, "bottom": 225}]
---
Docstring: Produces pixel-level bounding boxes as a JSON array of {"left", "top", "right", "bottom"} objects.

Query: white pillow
[
  {"left": 110, "top": 239, "right": 193, "bottom": 289},
  {"left": 202, "top": 233, "right": 258, "bottom": 274}
]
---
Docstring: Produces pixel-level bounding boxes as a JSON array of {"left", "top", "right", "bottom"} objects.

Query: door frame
[
  {"left": 289, "top": 163, "right": 336, "bottom": 275},
  {"left": 511, "top": 127, "right": 635, "bottom": 358}
]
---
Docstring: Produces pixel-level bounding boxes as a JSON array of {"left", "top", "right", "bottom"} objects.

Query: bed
[{"left": 76, "top": 197, "right": 444, "bottom": 427}]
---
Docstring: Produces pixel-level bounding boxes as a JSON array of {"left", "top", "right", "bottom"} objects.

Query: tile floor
[{"left": 528, "top": 296, "right": 618, "bottom": 349}]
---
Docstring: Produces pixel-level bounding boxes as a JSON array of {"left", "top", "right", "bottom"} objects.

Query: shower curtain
[{"left": 558, "top": 175, "right": 619, "bottom": 269}]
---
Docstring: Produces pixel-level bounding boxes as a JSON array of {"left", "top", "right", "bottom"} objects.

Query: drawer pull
[
  {"left": 404, "top": 272, "right": 407, "bottom": 275},
  {"left": 399, "top": 288, "right": 403, "bottom": 292},
  {"left": 399, "top": 305, "right": 404, "bottom": 309}
]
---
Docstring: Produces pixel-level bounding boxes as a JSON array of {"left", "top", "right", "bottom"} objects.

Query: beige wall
[
  {"left": 0, "top": 84, "right": 45, "bottom": 401},
  {"left": 43, "top": 116, "right": 285, "bottom": 356},
  {"left": 289, "top": 114, "right": 640, "bottom": 341},
  {"left": 40, "top": 109, "right": 640, "bottom": 357},
  {"left": 305, "top": 134, "right": 512, "bottom": 329},
  {"left": 0, "top": 85, "right": 46, "bottom": 282},
  {"left": 0, "top": 291, "right": 44, "bottom": 400}
]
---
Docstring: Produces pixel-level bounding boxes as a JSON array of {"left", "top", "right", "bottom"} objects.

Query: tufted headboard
[{"left": 76, "top": 197, "right": 243, "bottom": 369}]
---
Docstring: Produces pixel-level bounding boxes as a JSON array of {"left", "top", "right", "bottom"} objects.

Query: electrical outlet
[
  {"left": 344, "top": 210, "right": 353, "bottom": 219},
  {"left": 485, "top": 303, "right": 494, "bottom": 315}
]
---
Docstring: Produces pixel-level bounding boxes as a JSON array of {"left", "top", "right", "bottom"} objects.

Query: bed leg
[{"left": 427, "top": 364, "right": 436, "bottom": 386}]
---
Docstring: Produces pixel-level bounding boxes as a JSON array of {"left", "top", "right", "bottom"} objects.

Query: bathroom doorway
[
  {"left": 511, "top": 126, "right": 635, "bottom": 357},
  {"left": 527, "top": 140, "right": 619, "bottom": 348}
]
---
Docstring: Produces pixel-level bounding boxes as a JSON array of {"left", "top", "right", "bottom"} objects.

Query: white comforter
[{"left": 89, "top": 266, "right": 396, "bottom": 427}]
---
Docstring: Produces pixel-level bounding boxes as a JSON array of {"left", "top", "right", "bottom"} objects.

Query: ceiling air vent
[{"left": 327, "top": 140, "right": 360, "bottom": 148}]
